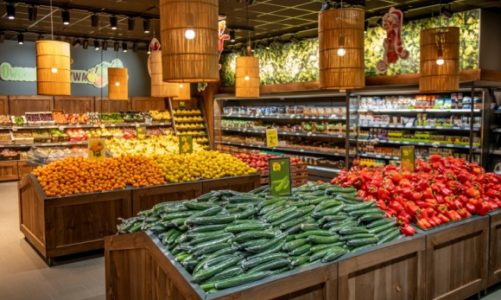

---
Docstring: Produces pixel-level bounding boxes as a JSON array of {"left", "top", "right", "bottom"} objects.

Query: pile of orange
[{"left": 32, "top": 156, "right": 165, "bottom": 196}]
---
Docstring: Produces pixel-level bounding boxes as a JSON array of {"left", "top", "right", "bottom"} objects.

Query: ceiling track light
[
  {"left": 102, "top": 40, "right": 108, "bottom": 51},
  {"left": 122, "top": 42, "right": 128, "bottom": 52},
  {"left": 143, "top": 18, "right": 151, "bottom": 34},
  {"left": 94, "top": 40, "right": 100, "bottom": 51},
  {"left": 62, "top": 9, "right": 70, "bottom": 25},
  {"left": 28, "top": 5, "right": 37, "bottom": 21},
  {"left": 83, "top": 39, "right": 89, "bottom": 49},
  {"left": 6, "top": 2, "right": 15, "bottom": 20},
  {"left": 73, "top": 39, "right": 81, "bottom": 47},
  {"left": 91, "top": 13, "right": 99, "bottom": 27},
  {"left": 114, "top": 41, "right": 120, "bottom": 52},
  {"left": 17, "top": 33, "right": 23, "bottom": 45},
  {"left": 128, "top": 17, "right": 135, "bottom": 31},
  {"left": 110, "top": 15, "right": 118, "bottom": 30}
]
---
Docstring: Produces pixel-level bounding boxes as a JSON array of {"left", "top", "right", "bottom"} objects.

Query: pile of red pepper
[{"left": 332, "top": 155, "right": 501, "bottom": 235}]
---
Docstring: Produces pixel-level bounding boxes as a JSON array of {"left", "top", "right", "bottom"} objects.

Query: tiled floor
[
  {"left": 1, "top": 181, "right": 501, "bottom": 300},
  {"left": 0, "top": 182, "right": 105, "bottom": 300}
]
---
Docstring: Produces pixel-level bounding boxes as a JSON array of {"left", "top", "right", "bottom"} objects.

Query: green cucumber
[
  {"left": 185, "top": 215, "right": 235, "bottom": 225},
  {"left": 378, "top": 229, "right": 401, "bottom": 244},
  {"left": 246, "top": 234, "right": 287, "bottom": 253},
  {"left": 347, "top": 237, "right": 379, "bottom": 248},
  {"left": 376, "top": 227, "right": 401, "bottom": 241},
  {"left": 234, "top": 206, "right": 257, "bottom": 220},
  {"left": 266, "top": 207, "right": 297, "bottom": 223},
  {"left": 227, "top": 196, "right": 260, "bottom": 204},
  {"left": 347, "top": 208, "right": 383, "bottom": 217},
  {"left": 234, "top": 231, "right": 276, "bottom": 243},
  {"left": 184, "top": 201, "right": 214, "bottom": 211},
  {"left": 290, "top": 256, "right": 310, "bottom": 267},
  {"left": 338, "top": 227, "right": 369, "bottom": 235},
  {"left": 351, "top": 243, "right": 376, "bottom": 253},
  {"left": 282, "top": 239, "right": 307, "bottom": 252},
  {"left": 225, "top": 222, "right": 269, "bottom": 233},
  {"left": 207, "top": 266, "right": 244, "bottom": 282},
  {"left": 247, "top": 239, "right": 287, "bottom": 257},
  {"left": 190, "top": 235, "right": 233, "bottom": 252},
  {"left": 190, "top": 232, "right": 233, "bottom": 246},
  {"left": 313, "top": 204, "right": 345, "bottom": 218},
  {"left": 162, "top": 211, "right": 193, "bottom": 221},
  {"left": 259, "top": 200, "right": 286, "bottom": 215},
  {"left": 309, "top": 249, "right": 329, "bottom": 262},
  {"left": 189, "top": 224, "right": 227, "bottom": 233},
  {"left": 279, "top": 216, "right": 307, "bottom": 231},
  {"left": 369, "top": 222, "right": 398, "bottom": 235},
  {"left": 343, "top": 201, "right": 376, "bottom": 212},
  {"left": 213, "top": 271, "right": 272, "bottom": 290},
  {"left": 300, "top": 223, "right": 319, "bottom": 231},
  {"left": 248, "top": 258, "right": 290, "bottom": 273},
  {"left": 271, "top": 211, "right": 301, "bottom": 227},
  {"left": 241, "top": 252, "right": 288, "bottom": 269},
  {"left": 193, "top": 242, "right": 231, "bottom": 257},
  {"left": 239, "top": 238, "right": 270, "bottom": 249},
  {"left": 306, "top": 235, "right": 339, "bottom": 244},
  {"left": 321, "top": 247, "right": 348, "bottom": 263},
  {"left": 310, "top": 243, "right": 344, "bottom": 253},
  {"left": 295, "top": 230, "right": 331, "bottom": 239},
  {"left": 315, "top": 199, "right": 342, "bottom": 211},
  {"left": 367, "top": 217, "right": 396, "bottom": 229},
  {"left": 192, "top": 255, "right": 241, "bottom": 283},
  {"left": 340, "top": 233, "right": 376, "bottom": 241},
  {"left": 290, "top": 244, "right": 311, "bottom": 256},
  {"left": 320, "top": 214, "right": 348, "bottom": 224},
  {"left": 359, "top": 213, "right": 385, "bottom": 223}
]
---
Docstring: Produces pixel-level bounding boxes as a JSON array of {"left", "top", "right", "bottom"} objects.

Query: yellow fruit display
[
  {"left": 154, "top": 151, "right": 256, "bottom": 183},
  {"left": 33, "top": 156, "right": 165, "bottom": 196},
  {"left": 106, "top": 135, "right": 204, "bottom": 156},
  {"left": 150, "top": 110, "right": 171, "bottom": 121}
]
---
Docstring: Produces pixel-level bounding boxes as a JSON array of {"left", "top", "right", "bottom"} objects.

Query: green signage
[
  {"left": 179, "top": 136, "right": 194, "bottom": 154},
  {"left": 269, "top": 157, "right": 292, "bottom": 197}
]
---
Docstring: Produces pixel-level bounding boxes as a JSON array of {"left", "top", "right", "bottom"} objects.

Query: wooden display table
[
  {"left": 18, "top": 173, "right": 260, "bottom": 264},
  {"left": 489, "top": 210, "right": 501, "bottom": 286}
]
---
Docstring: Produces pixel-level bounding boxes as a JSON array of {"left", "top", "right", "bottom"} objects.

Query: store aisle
[{"left": 0, "top": 182, "right": 105, "bottom": 300}]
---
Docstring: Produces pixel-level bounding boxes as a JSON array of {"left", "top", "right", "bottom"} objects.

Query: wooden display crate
[
  {"left": 489, "top": 210, "right": 501, "bottom": 286},
  {"left": 17, "top": 161, "right": 36, "bottom": 179},
  {"left": 338, "top": 236, "right": 426, "bottom": 300},
  {"left": 0, "top": 161, "right": 19, "bottom": 181},
  {"left": 424, "top": 216, "right": 489, "bottom": 300},
  {"left": 202, "top": 174, "right": 261, "bottom": 194},
  {"left": 19, "top": 175, "right": 132, "bottom": 265},
  {"left": 105, "top": 231, "right": 338, "bottom": 300}
]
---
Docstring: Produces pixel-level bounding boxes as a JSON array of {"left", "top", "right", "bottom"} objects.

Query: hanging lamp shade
[
  {"left": 173, "top": 84, "right": 191, "bottom": 100},
  {"left": 149, "top": 51, "right": 180, "bottom": 97},
  {"left": 36, "top": 40, "right": 71, "bottom": 96},
  {"left": 159, "top": 0, "right": 219, "bottom": 82},
  {"left": 420, "top": 27, "right": 460, "bottom": 93},
  {"left": 235, "top": 56, "right": 260, "bottom": 98},
  {"left": 108, "top": 68, "right": 128, "bottom": 100},
  {"left": 319, "top": 8, "right": 365, "bottom": 90}
]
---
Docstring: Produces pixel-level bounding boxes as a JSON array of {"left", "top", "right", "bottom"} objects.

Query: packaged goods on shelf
[
  {"left": 27, "top": 147, "right": 87, "bottom": 164},
  {"left": 223, "top": 104, "right": 346, "bottom": 117},
  {"left": 11, "top": 131, "right": 34, "bottom": 144},
  {"left": 25, "top": 112, "right": 54, "bottom": 125},
  {"left": 0, "top": 148, "right": 20, "bottom": 161},
  {"left": 117, "top": 182, "right": 403, "bottom": 293},
  {"left": 0, "top": 132, "right": 11, "bottom": 144},
  {"left": 359, "top": 93, "right": 482, "bottom": 110},
  {"left": 11, "top": 116, "right": 26, "bottom": 126}
]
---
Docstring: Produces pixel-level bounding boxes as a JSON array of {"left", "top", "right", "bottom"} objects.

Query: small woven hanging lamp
[
  {"left": 319, "top": 4, "right": 365, "bottom": 90},
  {"left": 36, "top": 0, "right": 71, "bottom": 96},
  {"left": 108, "top": 68, "right": 128, "bottom": 100},
  {"left": 149, "top": 47, "right": 179, "bottom": 97},
  {"left": 173, "top": 83, "right": 191, "bottom": 100},
  {"left": 419, "top": 27, "right": 460, "bottom": 93},
  {"left": 159, "top": 0, "right": 219, "bottom": 82}
]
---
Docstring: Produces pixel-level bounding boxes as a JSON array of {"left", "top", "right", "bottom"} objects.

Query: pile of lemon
[{"left": 154, "top": 151, "right": 256, "bottom": 183}]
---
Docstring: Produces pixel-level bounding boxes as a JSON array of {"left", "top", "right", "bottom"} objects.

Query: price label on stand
[
  {"left": 88, "top": 139, "right": 106, "bottom": 160},
  {"left": 179, "top": 135, "right": 193, "bottom": 154},
  {"left": 269, "top": 158, "right": 292, "bottom": 197},
  {"left": 266, "top": 128, "right": 279, "bottom": 148},
  {"left": 400, "top": 146, "right": 415, "bottom": 172},
  {"left": 179, "top": 101, "right": 186, "bottom": 109}
]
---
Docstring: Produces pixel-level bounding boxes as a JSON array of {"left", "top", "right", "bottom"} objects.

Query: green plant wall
[{"left": 220, "top": 9, "right": 480, "bottom": 87}]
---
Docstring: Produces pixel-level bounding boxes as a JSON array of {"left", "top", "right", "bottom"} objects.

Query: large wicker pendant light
[
  {"left": 419, "top": 27, "right": 460, "bottom": 93},
  {"left": 148, "top": 39, "right": 179, "bottom": 97},
  {"left": 319, "top": 3, "right": 365, "bottom": 90},
  {"left": 36, "top": 0, "right": 71, "bottom": 96},
  {"left": 159, "top": 0, "right": 219, "bottom": 82},
  {"left": 235, "top": 3, "right": 260, "bottom": 98},
  {"left": 108, "top": 68, "right": 128, "bottom": 100}
]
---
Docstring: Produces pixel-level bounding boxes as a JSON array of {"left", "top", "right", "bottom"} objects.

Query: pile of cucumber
[{"left": 118, "top": 182, "right": 402, "bottom": 293}]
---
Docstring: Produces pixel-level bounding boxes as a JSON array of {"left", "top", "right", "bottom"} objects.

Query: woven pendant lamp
[
  {"left": 319, "top": 7, "right": 365, "bottom": 90},
  {"left": 419, "top": 27, "right": 460, "bottom": 93},
  {"left": 36, "top": 1, "right": 71, "bottom": 96},
  {"left": 173, "top": 84, "right": 191, "bottom": 100},
  {"left": 235, "top": 56, "right": 260, "bottom": 98},
  {"left": 159, "top": 0, "right": 219, "bottom": 82},
  {"left": 149, "top": 51, "right": 180, "bottom": 97},
  {"left": 108, "top": 68, "right": 128, "bottom": 100}
]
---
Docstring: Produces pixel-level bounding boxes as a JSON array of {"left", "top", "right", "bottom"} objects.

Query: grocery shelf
[
  {"left": 493, "top": 128, "right": 501, "bottom": 133},
  {"left": 221, "top": 127, "right": 346, "bottom": 139},
  {"left": 356, "top": 138, "right": 475, "bottom": 149},
  {"left": 0, "top": 122, "right": 172, "bottom": 130},
  {"left": 358, "top": 152, "right": 400, "bottom": 160},
  {"left": 0, "top": 141, "right": 88, "bottom": 148},
  {"left": 174, "top": 119, "right": 205, "bottom": 123},
  {"left": 217, "top": 141, "right": 347, "bottom": 158},
  {"left": 358, "top": 124, "right": 480, "bottom": 131},
  {"left": 221, "top": 114, "right": 346, "bottom": 121},
  {"left": 357, "top": 108, "right": 481, "bottom": 114},
  {"left": 307, "top": 165, "right": 342, "bottom": 174}
]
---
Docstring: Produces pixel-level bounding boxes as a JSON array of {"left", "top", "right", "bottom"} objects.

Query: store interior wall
[
  {"left": 480, "top": 8, "right": 501, "bottom": 71},
  {"left": 0, "top": 40, "right": 150, "bottom": 97}
]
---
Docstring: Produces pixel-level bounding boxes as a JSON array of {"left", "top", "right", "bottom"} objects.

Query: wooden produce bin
[
  {"left": 0, "top": 161, "right": 19, "bottom": 181},
  {"left": 105, "top": 231, "right": 338, "bottom": 300},
  {"left": 489, "top": 210, "right": 501, "bottom": 286},
  {"left": 424, "top": 216, "right": 490, "bottom": 300},
  {"left": 17, "top": 161, "right": 36, "bottom": 179},
  {"left": 18, "top": 175, "right": 132, "bottom": 264},
  {"left": 132, "top": 174, "right": 260, "bottom": 215},
  {"left": 338, "top": 236, "right": 426, "bottom": 300}
]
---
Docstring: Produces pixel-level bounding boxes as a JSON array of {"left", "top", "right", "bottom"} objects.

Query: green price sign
[
  {"left": 400, "top": 146, "right": 415, "bottom": 172},
  {"left": 179, "top": 136, "right": 194, "bottom": 154},
  {"left": 269, "top": 157, "right": 292, "bottom": 197}
]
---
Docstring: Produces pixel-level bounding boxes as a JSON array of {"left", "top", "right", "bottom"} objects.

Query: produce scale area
[{"left": 0, "top": 1, "right": 501, "bottom": 300}]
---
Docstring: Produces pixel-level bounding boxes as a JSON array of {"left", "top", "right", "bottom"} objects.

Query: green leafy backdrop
[{"left": 220, "top": 9, "right": 480, "bottom": 87}]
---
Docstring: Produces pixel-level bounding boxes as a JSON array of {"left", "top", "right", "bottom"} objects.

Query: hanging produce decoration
[
  {"left": 36, "top": 0, "right": 71, "bottom": 96},
  {"left": 319, "top": 5, "right": 365, "bottom": 90},
  {"left": 108, "top": 67, "right": 128, "bottom": 100},
  {"left": 147, "top": 38, "right": 179, "bottom": 98},
  {"left": 376, "top": 7, "right": 409, "bottom": 74},
  {"left": 159, "top": 0, "right": 219, "bottom": 82},
  {"left": 218, "top": 17, "right": 230, "bottom": 70},
  {"left": 419, "top": 27, "right": 460, "bottom": 92}
]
